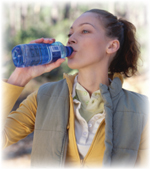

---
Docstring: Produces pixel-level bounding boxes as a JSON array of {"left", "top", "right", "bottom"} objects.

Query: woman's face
[{"left": 67, "top": 12, "right": 112, "bottom": 70}]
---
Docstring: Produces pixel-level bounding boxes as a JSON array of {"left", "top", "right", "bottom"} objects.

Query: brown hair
[{"left": 85, "top": 9, "right": 140, "bottom": 77}]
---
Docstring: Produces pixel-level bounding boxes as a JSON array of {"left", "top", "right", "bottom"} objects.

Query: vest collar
[
  {"left": 100, "top": 73, "right": 123, "bottom": 98},
  {"left": 63, "top": 73, "right": 78, "bottom": 95}
]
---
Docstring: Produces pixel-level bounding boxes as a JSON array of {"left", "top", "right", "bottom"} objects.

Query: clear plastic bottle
[{"left": 12, "top": 42, "right": 73, "bottom": 67}]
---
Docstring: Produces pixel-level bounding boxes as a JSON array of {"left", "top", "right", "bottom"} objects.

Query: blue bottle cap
[{"left": 66, "top": 46, "right": 73, "bottom": 57}]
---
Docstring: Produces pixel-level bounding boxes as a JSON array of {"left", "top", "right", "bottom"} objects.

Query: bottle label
[
  {"left": 48, "top": 46, "right": 61, "bottom": 62},
  {"left": 51, "top": 46, "right": 60, "bottom": 52}
]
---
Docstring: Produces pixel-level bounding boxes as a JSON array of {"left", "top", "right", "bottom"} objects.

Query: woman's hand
[{"left": 7, "top": 38, "right": 66, "bottom": 87}]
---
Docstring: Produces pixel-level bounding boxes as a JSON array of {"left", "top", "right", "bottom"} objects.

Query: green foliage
[
  {"left": 3, "top": 4, "right": 73, "bottom": 80},
  {"left": 2, "top": 2, "right": 148, "bottom": 81}
]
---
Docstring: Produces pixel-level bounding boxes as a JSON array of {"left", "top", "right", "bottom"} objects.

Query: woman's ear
[{"left": 106, "top": 39, "right": 120, "bottom": 54}]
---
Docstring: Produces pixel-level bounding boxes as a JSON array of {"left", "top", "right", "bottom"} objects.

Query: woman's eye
[
  {"left": 67, "top": 33, "right": 72, "bottom": 37},
  {"left": 67, "top": 30, "right": 89, "bottom": 37},
  {"left": 82, "top": 30, "right": 89, "bottom": 34}
]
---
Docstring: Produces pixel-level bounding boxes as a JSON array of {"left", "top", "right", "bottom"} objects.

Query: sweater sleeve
[{"left": 2, "top": 80, "right": 38, "bottom": 148}]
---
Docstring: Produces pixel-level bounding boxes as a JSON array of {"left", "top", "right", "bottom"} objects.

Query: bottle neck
[{"left": 66, "top": 46, "right": 73, "bottom": 57}]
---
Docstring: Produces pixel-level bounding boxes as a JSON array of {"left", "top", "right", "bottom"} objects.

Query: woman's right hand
[{"left": 7, "top": 38, "right": 66, "bottom": 87}]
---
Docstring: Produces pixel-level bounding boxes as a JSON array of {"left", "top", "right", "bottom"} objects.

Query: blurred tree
[
  {"left": 64, "top": 3, "right": 71, "bottom": 19},
  {"left": 2, "top": 1, "right": 149, "bottom": 82}
]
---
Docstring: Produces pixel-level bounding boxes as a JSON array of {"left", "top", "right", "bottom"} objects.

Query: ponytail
[
  {"left": 85, "top": 9, "right": 140, "bottom": 77},
  {"left": 109, "top": 19, "right": 140, "bottom": 77}
]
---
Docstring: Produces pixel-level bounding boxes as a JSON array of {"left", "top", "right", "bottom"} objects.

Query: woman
[{"left": 2, "top": 9, "right": 149, "bottom": 168}]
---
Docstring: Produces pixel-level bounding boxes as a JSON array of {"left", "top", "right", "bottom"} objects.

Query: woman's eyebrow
[{"left": 70, "top": 22, "right": 96, "bottom": 29}]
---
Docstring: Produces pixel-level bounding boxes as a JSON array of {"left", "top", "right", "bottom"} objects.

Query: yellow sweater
[{"left": 2, "top": 73, "right": 149, "bottom": 167}]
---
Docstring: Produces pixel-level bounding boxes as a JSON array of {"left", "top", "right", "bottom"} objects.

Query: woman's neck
[{"left": 77, "top": 68, "right": 109, "bottom": 97}]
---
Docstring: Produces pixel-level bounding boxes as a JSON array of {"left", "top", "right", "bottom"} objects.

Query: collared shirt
[{"left": 72, "top": 75, "right": 106, "bottom": 159}]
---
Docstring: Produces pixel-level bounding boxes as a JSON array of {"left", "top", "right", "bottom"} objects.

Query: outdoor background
[{"left": 1, "top": 0, "right": 150, "bottom": 168}]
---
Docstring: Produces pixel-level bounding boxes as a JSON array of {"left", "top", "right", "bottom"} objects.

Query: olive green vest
[{"left": 31, "top": 77, "right": 149, "bottom": 168}]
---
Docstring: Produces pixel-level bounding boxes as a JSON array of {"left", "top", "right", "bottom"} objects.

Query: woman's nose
[{"left": 67, "top": 34, "right": 77, "bottom": 45}]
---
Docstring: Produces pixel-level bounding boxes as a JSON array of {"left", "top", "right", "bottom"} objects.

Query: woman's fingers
[
  {"left": 29, "top": 38, "right": 44, "bottom": 44},
  {"left": 43, "top": 38, "right": 56, "bottom": 44},
  {"left": 44, "top": 58, "right": 66, "bottom": 73},
  {"left": 29, "top": 38, "right": 56, "bottom": 44}
]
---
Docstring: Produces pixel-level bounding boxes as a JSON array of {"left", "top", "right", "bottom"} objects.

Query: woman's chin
[
  {"left": 67, "top": 60, "right": 79, "bottom": 70},
  {"left": 67, "top": 64, "right": 78, "bottom": 70}
]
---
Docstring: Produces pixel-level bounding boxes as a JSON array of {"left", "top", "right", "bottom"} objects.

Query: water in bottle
[{"left": 12, "top": 42, "right": 73, "bottom": 67}]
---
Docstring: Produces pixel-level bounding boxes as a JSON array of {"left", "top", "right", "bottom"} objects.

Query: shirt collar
[
  {"left": 72, "top": 75, "right": 78, "bottom": 98},
  {"left": 72, "top": 75, "right": 112, "bottom": 99}
]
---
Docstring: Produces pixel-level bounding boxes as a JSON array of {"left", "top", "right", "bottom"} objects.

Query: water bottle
[{"left": 12, "top": 42, "right": 73, "bottom": 67}]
